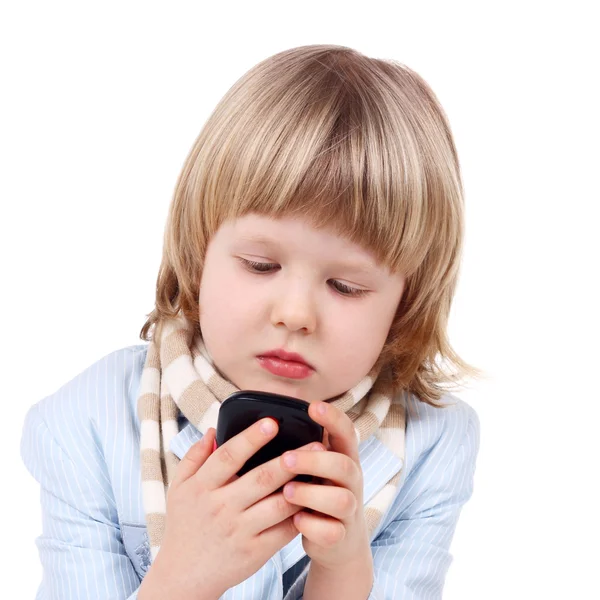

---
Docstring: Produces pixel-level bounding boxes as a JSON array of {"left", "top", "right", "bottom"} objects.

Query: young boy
[{"left": 21, "top": 44, "right": 482, "bottom": 599}]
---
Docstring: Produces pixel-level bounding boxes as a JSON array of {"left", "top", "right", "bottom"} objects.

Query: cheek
[
  {"left": 199, "top": 272, "right": 247, "bottom": 367},
  {"left": 340, "top": 321, "right": 386, "bottom": 363},
  {"left": 326, "top": 301, "right": 395, "bottom": 368},
  {"left": 199, "top": 269, "right": 264, "bottom": 336}
]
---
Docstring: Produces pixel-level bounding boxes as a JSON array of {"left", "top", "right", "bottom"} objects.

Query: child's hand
[
  {"left": 142, "top": 419, "right": 313, "bottom": 600},
  {"left": 278, "top": 401, "right": 372, "bottom": 572}
]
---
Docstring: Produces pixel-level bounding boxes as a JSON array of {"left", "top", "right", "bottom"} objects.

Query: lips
[
  {"left": 258, "top": 349, "right": 314, "bottom": 369},
  {"left": 256, "top": 348, "right": 315, "bottom": 380}
]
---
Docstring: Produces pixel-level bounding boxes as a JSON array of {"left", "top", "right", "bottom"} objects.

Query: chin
[{"left": 241, "top": 377, "right": 318, "bottom": 403}]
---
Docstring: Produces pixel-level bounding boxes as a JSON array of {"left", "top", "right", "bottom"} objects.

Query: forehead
[{"left": 222, "top": 213, "right": 390, "bottom": 273}]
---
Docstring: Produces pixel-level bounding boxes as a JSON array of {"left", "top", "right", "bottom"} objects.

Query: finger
[
  {"left": 293, "top": 510, "right": 346, "bottom": 547},
  {"left": 309, "top": 402, "right": 360, "bottom": 463},
  {"left": 282, "top": 481, "right": 357, "bottom": 521},
  {"left": 198, "top": 417, "right": 279, "bottom": 489},
  {"left": 280, "top": 446, "right": 359, "bottom": 489},
  {"left": 243, "top": 490, "right": 303, "bottom": 534},
  {"left": 256, "top": 514, "right": 300, "bottom": 558},
  {"left": 171, "top": 427, "right": 215, "bottom": 487},
  {"left": 230, "top": 441, "right": 326, "bottom": 509}
]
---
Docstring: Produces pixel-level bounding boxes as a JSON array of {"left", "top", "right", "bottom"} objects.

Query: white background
[{"left": 2, "top": 1, "right": 599, "bottom": 597}]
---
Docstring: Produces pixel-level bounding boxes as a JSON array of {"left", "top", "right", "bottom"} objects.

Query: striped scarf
[{"left": 137, "top": 314, "right": 406, "bottom": 563}]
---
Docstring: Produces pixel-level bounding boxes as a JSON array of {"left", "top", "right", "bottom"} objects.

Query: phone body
[{"left": 215, "top": 390, "right": 324, "bottom": 483}]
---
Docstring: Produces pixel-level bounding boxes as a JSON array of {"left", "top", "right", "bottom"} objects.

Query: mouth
[{"left": 256, "top": 349, "right": 315, "bottom": 380}]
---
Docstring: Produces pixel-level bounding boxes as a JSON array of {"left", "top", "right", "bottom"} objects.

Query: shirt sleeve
[
  {"left": 367, "top": 410, "right": 480, "bottom": 600},
  {"left": 20, "top": 402, "right": 141, "bottom": 599}
]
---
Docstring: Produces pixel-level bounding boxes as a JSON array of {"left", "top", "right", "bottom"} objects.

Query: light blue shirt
[{"left": 20, "top": 344, "right": 480, "bottom": 599}]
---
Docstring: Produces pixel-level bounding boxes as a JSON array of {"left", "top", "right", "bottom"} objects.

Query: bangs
[{"left": 194, "top": 47, "right": 457, "bottom": 278}]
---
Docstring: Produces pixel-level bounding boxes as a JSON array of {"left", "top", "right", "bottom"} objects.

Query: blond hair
[{"left": 140, "top": 44, "right": 485, "bottom": 407}]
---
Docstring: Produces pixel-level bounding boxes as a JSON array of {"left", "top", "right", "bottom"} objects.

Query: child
[{"left": 20, "top": 44, "right": 483, "bottom": 599}]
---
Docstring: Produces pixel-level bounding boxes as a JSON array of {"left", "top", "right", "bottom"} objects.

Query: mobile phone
[{"left": 215, "top": 390, "right": 324, "bottom": 483}]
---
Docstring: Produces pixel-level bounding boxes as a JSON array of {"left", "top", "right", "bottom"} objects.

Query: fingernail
[
  {"left": 283, "top": 483, "right": 295, "bottom": 498},
  {"left": 260, "top": 419, "right": 275, "bottom": 435},
  {"left": 317, "top": 403, "right": 327, "bottom": 415},
  {"left": 283, "top": 452, "right": 297, "bottom": 467},
  {"left": 311, "top": 443, "right": 325, "bottom": 451}
]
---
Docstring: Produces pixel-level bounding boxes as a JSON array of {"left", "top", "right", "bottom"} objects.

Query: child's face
[{"left": 198, "top": 213, "right": 406, "bottom": 403}]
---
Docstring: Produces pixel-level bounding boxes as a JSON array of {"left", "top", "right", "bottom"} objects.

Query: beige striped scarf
[{"left": 137, "top": 314, "right": 406, "bottom": 563}]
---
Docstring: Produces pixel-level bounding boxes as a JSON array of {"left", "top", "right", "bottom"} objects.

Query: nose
[{"left": 270, "top": 280, "right": 317, "bottom": 334}]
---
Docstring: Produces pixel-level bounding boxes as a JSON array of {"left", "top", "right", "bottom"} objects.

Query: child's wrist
[{"left": 138, "top": 548, "right": 224, "bottom": 600}]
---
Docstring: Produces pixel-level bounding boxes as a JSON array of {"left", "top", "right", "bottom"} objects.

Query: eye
[
  {"left": 238, "top": 258, "right": 280, "bottom": 273},
  {"left": 329, "top": 280, "right": 369, "bottom": 298}
]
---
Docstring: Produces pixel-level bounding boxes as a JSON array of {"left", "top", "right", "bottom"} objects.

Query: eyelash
[{"left": 239, "top": 259, "right": 369, "bottom": 298}]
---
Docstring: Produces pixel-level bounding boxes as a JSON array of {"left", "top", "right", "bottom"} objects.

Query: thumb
[{"left": 172, "top": 427, "right": 216, "bottom": 486}]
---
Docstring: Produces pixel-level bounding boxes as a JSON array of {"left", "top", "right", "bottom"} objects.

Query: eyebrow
[
  {"left": 237, "top": 234, "right": 281, "bottom": 247},
  {"left": 235, "top": 233, "right": 380, "bottom": 275}
]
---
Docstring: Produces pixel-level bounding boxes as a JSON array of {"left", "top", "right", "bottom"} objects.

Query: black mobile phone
[{"left": 215, "top": 390, "right": 324, "bottom": 483}]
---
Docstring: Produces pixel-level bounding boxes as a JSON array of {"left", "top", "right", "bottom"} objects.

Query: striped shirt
[{"left": 20, "top": 344, "right": 480, "bottom": 599}]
